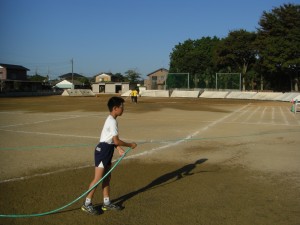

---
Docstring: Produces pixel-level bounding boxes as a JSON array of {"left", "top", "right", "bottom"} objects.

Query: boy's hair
[{"left": 107, "top": 96, "right": 124, "bottom": 112}]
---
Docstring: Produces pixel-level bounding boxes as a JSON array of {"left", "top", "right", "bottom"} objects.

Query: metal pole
[
  {"left": 216, "top": 73, "right": 218, "bottom": 90},
  {"left": 165, "top": 73, "right": 168, "bottom": 90},
  {"left": 71, "top": 58, "right": 74, "bottom": 89},
  {"left": 188, "top": 73, "right": 189, "bottom": 89},
  {"left": 240, "top": 73, "right": 241, "bottom": 91}
]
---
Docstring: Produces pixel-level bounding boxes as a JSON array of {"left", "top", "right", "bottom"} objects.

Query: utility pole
[{"left": 71, "top": 58, "right": 74, "bottom": 89}]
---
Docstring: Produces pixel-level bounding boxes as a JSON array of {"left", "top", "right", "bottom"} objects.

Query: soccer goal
[
  {"left": 215, "top": 73, "right": 241, "bottom": 90},
  {"left": 165, "top": 73, "right": 190, "bottom": 90}
]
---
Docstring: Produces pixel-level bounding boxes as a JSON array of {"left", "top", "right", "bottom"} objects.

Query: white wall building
[{"left": 92, "top": 82, "right": 130, "bottom": 94}]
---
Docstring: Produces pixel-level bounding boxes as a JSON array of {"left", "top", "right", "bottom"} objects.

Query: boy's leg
[
  {"left": 102, "top": 166, "right": 111, "bottom": 200},
  {"left": 101, "top": 165, "right": 122, "bottom": 211},
  {"left": 87, "top": 167, "right": 105, "bottom": 199},
  {"left": 81, "top": 167, "right": 105, "bottom": 215}
]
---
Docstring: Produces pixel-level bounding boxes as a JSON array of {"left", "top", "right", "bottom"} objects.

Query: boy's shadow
[{"left": 112, "top": 158, "right": 208, "bottom": 209}]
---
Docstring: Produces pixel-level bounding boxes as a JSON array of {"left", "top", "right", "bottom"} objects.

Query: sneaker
[
  {"left": 101, "top": 203, "right": 122, "bottom": 211},
  {"left": 81, "top": 203, "right": 99, "bottom": 215}
]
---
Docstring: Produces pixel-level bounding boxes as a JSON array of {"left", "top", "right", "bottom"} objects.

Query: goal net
[
  {"left": 165, "top": 73, "right": 190, "bottom": 89},
  {"left": 215, "top": 73, "right": 241, "bottom": 90}
]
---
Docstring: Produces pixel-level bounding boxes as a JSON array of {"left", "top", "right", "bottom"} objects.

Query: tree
[
  {"left": 169, "top": 36, "right": 220, "bottom": 89},
  {"left": 256, "top": 3, "right": 300, "bottom": 91},
  {"left": 215, "top": 29, "right": 257, "bottom": 91},
  {"left": 77, "top": 77, "right": 91, "bottom": 88},
  {"left": 124, "top": 69, "right": 141, "bottom": 83},
  {"left": 112, "top": 73, "right": 125, "bottom": 82},
  {"left": 28, "top": 74, "right": 48, "bottom": 82}
]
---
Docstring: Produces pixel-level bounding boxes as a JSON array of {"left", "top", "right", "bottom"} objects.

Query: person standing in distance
[
  {"left": 132, "top": 89, "right": 138, "bottom": 103},
  {"left": 81, "top": 96, "right": 137, "bottom": 215},
  {"left": 130, "top": 89, "right": 135, "bottom": 103}
]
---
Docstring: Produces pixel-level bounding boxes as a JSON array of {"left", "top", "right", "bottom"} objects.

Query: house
[
  {"left": 59, "top": 73, "right": 85, "bottom": 80},
  {"left": 91, "top": 82, "right": 130, "bottom": 94},
  {"left": 145, "top": 68, "right": 169, "bottom": 90},
  {"left": 91, "top": 72, "right": 130, "bottom": 94},
  {"left": 0, "top": 63, "right": 43, "bottom": 93},
  {"left": 95, "top": 73, "right": 111, "bottom": 82},
  {"left": 0, "top": 63, "right": 29, "bottom": 81}
]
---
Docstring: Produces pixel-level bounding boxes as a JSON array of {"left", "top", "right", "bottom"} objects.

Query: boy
[{"left": 81, "top": 96, "right": 137, "bottom": 215}]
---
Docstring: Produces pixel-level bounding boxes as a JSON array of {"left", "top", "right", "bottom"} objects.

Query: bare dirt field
[{"left": 0, "top": 95, "right": 299, "bottom": 225}]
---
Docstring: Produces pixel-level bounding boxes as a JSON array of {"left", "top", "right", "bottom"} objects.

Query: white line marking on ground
[
  {"left": 0, "top": 114, "right": 103, "bottom": 128},
  {"left": 0, "top": 104, "right": 249, "bottom": 183},
  {"left": 230, "top": 105, "right": 250, "bottom": 122},
  {"left": 244, "top": 106, "right": 261, "bottom": 122},
  {"left": 223, "top": 121, "right": 299, "bottom": 127},
  {"left": 279, "top": 107, "right": 289, "bottom": 125},
  {"left": 0, "top": 116, "right": 80, "bottom": 128},
  {"left": 0, "top": 165, "right": 93, "bottom": 183},
  {"left": 0, "top": 129, "right": 98, "bottom": 139},
  {"left": 259, "top": 106, "right": 267, "bottom": 123},
  {"left": 272, "top": 107, "right": 275, "bottom": 124}
]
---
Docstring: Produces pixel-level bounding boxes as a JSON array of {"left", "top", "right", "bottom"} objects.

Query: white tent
[{"left": 55, "top": 80, "right": 74, "bottom": 89}]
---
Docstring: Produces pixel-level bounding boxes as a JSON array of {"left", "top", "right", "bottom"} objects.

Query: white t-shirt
[{"left": 99, "top": 115, "right": 118, "bottom": 144}]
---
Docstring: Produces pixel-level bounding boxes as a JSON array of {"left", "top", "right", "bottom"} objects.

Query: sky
[{"left": 0, "top": 0, "right": 299, "bottom": 79}]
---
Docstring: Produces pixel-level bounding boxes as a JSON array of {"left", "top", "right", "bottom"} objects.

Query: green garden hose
[{"left": 0, "top": 147, "right": 132, "bottom": 218}]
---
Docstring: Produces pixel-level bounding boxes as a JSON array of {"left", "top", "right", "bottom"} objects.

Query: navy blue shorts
[{"left": 94, "top": 142, "right": 115, "bottom": 168}]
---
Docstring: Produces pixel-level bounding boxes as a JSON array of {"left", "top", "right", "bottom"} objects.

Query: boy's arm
[
  {"left": 116, "top": 146, "right": 125, "bottom": 156},
  {"left": 113, "top": 135, "right": 137, "bottom": 149}
]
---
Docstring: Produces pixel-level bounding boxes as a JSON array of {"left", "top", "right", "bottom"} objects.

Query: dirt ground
[{"left": 0, "top": 95, "right": 299, "bottom": 225}]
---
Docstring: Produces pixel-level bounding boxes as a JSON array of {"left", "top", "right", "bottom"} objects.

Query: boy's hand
[
  {"left": 131, "top": 142, "right": 137, "bottom": 149},
  {"left": 117, "top": 146, "right": 125, "bottom": 156}
]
